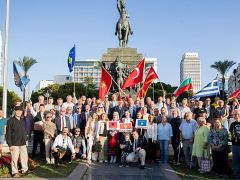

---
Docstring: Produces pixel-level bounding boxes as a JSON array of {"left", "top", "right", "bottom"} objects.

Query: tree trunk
[{"left": 222, "top": 76, "right": 225, "bottom": 99}]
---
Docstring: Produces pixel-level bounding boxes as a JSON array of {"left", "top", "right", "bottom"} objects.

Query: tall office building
[
  {"left": 73, "top": 58, "right": 157, "bottom": 88},
  {"left": 180, "top": 52, "right": 201, "bottom": 93},
  {"left": 0, "top": 31, "right": 3, "bottom": 86}
]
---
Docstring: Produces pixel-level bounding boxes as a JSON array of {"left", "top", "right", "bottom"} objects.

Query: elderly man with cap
[{"left": 6, "top": 106, "right": 29, "bottom": 178}]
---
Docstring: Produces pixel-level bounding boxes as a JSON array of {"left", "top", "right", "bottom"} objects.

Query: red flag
[
  {"left": 107, "top": 121, "right": 119, "bottom": 130},
  {"left": 137, "top": 67, "right": 159, "bottom": 99},
  {"left": 119, "top": 123, "right": 132, "bottom": 132},
  {"left": 229, "top": 88, "right": 240, "bottom": 99},
  {"left": 121, "top": 59, "right": 145, "bottom": 90},
  {"left": 99, "top": 68, "right": 112, "bottom": 100}
]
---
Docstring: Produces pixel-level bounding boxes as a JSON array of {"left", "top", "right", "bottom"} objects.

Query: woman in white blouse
[
  {"left": 85, "top": 112, "right": 98, "bottom": 164},
  {"left": 145, "top": 114, "right": 157, "bottom": 164},
  {"left": 96, "top": 113, "right": 108, "bottom": 163}
]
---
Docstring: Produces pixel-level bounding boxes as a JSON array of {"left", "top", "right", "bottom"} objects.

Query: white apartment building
[
  {"left": 228, "top": 63, "right": 240, "bottom": 96},
  {"left": 180, "top": 52, "right": 201, "bottom": 93},
  {"left": 35, "top": 80, "right": 53, "bottom": 91}
]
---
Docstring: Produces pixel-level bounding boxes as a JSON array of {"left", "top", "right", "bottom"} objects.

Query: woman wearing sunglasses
[{"left": 43, "top": 113, "right": 56, "bottom": 164}]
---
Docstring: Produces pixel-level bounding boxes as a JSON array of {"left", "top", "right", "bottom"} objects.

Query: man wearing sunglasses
[
  {"left": 71, "top": 128, "right": 86, "bottom": 160},
  {"left": 52, "top": 127, "right": 75, "bottom": 165}
]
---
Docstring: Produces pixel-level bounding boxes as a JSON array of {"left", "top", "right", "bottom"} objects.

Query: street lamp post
[
  {"left": 2, "top": 0, "right": 10, "bottom": 118},
  {"left": 44, "top": 91, "right": 50, "bottom": 105}
]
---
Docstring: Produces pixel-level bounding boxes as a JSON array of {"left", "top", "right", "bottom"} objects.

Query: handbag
[{"left": 200, "top": 150, "right": 211, "bottom": 173}]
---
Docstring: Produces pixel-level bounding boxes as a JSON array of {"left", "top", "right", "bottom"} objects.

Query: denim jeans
[
  {"left": 232, "top": 145, "right": 240, "bottom": 177},
  {"left": 160, "top": 140, "right": 169, "bottom": 163}
]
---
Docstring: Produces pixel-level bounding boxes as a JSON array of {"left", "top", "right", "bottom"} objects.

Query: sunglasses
[
  {"left": 46, "top": 116, "right": 52, "bottom": 118},
  {"left": 75, "top": 130, "right": 80, "bottom": 132}
]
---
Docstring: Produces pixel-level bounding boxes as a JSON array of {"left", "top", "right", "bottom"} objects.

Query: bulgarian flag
[
  {"left": 174, "top": 77, "right": 193, "bottom": 97},
  {"left": 229, "top": 88, "right": 240, "bottom": 100}
]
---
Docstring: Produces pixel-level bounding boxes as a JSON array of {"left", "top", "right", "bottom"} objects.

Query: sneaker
[
  {"left": 99, "top": 160, "right": 103, "bottom": 163},
  {"left": 104, "top": 160, "right": 108, "bottom": 163},
  {"left": 12, "top": 173, "right": 20, "bottom": 178},
  {"left": 125, "top": 164, "right": 129, "bottom": 168},
  {"left": 21, "top": 170, "right": 33, "bottom": 176},
  {"left": 119, "top": 164, "right": 124, "bottom": 167}
]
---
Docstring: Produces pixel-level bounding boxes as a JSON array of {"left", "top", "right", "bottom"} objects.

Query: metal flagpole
[
  {"left": 2, "top": 0, "right": 10, "bottom": 117},
  {"left": 111, "top": 78, "right": 128, "bottom": 97},
  {"left": 153, "top": 83, "right": 155, "bottom": 102}
]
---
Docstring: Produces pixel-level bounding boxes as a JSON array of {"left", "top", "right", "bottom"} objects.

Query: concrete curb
[
  {"left": 67, "top": 162, "right": 88, "bottom": 180},
  {"left": 160, "top": 163, "right": 181, "bottom": 180}
]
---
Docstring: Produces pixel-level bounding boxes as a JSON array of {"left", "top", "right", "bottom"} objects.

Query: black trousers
[
  {"left": 212, "top": 149, "right": 228, "bottom": 174},
  {"left": 147, "top": 138, "right": 156, "bottom": 161},
  {"left": 172, "top": 138, "right": 180, "bottom": 162},
  {"left": 32, "top": 130, "right": 45, "bottom": 157},
  {"left": 52, "top": 149, "right": 72, "bottom": 164}
]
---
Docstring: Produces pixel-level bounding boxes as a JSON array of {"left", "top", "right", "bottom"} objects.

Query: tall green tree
[
  {"left": 210, "top": 60, "right": 236, "bottom": 98},
  {"left": 14, "top": 56, "right": 38, "bottom": 106}
]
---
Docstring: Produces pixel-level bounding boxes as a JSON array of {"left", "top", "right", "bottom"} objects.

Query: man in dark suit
[
  {"left": 112, "top": 99, "right": 126, "bottom": 119},
  {"left": 32, "top": 104, "right": 46, "bottom": 158},
  {"left": 55, "top": 107, "right": 71, "bottom": 135},
  {"left": 128, "top": 98, "right": 137, "bottom": 120},
  {"left": 126, "top": 130, "right": 147, "bottom": 169},
  {"left": 80, "top": 104, "right": 91, "bottom": 134}
]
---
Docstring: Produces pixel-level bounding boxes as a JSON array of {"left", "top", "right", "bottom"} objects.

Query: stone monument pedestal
[{"left": 102, "top": 48, "right": 143, "bottom": 69}]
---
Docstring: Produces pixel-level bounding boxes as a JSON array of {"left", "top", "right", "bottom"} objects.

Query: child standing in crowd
[{"left": 119, "top": 133, "right": 132, "bottom": 167}]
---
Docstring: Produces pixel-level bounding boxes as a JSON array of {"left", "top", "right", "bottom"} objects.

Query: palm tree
[
  {"left": 14, "top": 56, "right": 38, "bottom": 106},
  {"left": 210, "top": 60, "right": 236, "bottom": 98}
]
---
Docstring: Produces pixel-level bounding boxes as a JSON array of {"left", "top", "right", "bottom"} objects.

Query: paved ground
[{"left": 81, "top": 163, "right": 166, "bottom": 180}]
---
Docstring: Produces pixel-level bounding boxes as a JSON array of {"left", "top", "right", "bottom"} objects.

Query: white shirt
[
  {"left": 52, "top": 134, "right": 75, "bottom": 154},
  {"left": 62, "top": 102, "right": 75, "bottom": 109},
  {"left": 145, "top": 123, "right": 157, "bottom": 141},
  {"left": 60, "top": 116, "right": 66, "bottom": 130}
]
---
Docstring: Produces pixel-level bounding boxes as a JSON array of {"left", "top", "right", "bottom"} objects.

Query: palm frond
[{"left": 14, "top": 56, "right": 38, "bottom": 76}]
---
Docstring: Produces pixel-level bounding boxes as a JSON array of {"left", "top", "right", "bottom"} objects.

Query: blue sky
[{"left": 0, "top": 0, "right": 240, "bottom": 97}]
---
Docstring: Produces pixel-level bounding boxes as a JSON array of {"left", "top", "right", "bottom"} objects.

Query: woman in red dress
[{"left": 108, "top": 112, "right": 120, "bottom": 163}]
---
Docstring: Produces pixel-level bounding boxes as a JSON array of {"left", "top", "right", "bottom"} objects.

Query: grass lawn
[
  {"left": 25, "top": 158, "right": 80, "bottom": 178},
  {"left": 168, "top": 154, "right": 233, "bottom": 180}
]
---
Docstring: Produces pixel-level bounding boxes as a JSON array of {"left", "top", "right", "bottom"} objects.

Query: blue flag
[
  {"left": 136, "top": 119, "right": 148, "bottom": 128},
  {"left": 13, "top": 62, "right": 30, "bottom": 91},
  {"left": 68, "top": 45, "right": 75, "bottom": 73}
]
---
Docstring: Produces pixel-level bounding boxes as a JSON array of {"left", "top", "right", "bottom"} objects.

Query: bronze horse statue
[{"left": 115, "top": 10, "right": 133, "bottom": 47}]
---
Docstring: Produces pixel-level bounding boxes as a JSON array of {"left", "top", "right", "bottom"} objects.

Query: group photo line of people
[{"left": 1, "top": 93, "right": 240, "bottom": 178}]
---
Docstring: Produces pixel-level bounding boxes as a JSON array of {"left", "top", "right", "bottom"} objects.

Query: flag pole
[
  {"left": 111, "top": 78, "right": 128, "bottom": 97},
  {"left": 2, "top": 0, "right": 10, "bottom": 117},
  {"left": 72, "top": 44, "right": 76, "bottom": 99},
  {"left": 152, "top": 83, "right": 155, "bottom": 102}
]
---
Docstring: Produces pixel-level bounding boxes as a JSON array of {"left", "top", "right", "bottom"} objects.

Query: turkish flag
[
  {"left": 137, "top": 67, "right": 159, "bottom": 99},
  {"left": 121, "top": 59, "right": 145, "bottom": 90},
  {"left": 119, "top": 123, "right": 132, "bottom": 132},
  {"left": 99, "top": 67, "right": 112, "bottom": 100},
  {"left": 229, "top": 88, "right": 240, "bottom": 99}
]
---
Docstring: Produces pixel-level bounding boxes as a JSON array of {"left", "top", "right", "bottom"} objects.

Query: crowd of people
[{"left": 1, "top": 94, "right": 240, "bottom": 178}]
